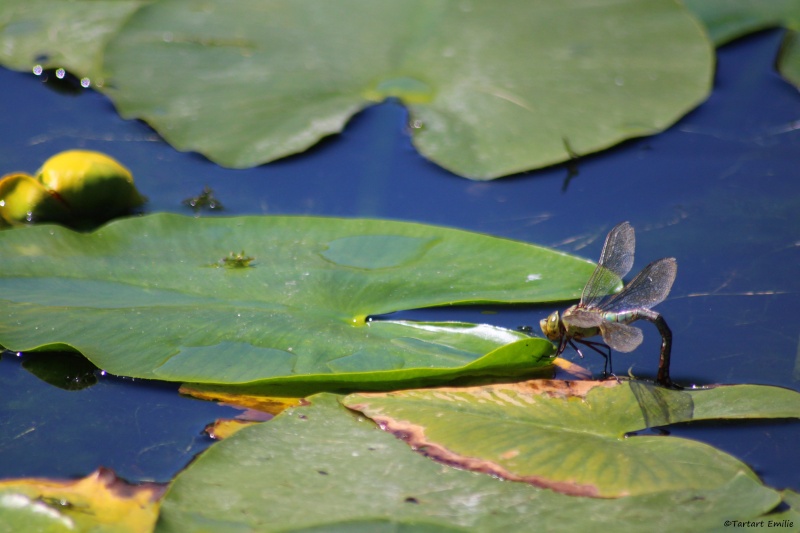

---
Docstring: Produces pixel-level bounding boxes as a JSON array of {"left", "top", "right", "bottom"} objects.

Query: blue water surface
[{"left": 0, "top": 29, "right": 798, "bottom": 490}]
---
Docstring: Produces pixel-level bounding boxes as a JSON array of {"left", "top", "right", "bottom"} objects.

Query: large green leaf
[
  {"left": 344, "top": 380, "right": 800, "bottom": 498},
  {"left": 0, "top": 0, "right": 713, "bottom": 179},
  {"left": 0, "top": 214, "right": 594, "bottom": 386},
  {"left": 155, "top": 394, "right": 786, "bottom": 532}
]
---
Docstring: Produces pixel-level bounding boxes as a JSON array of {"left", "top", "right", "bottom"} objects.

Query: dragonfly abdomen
[{"left": 602, "top": 308, "right": 660, "bottom": 325}]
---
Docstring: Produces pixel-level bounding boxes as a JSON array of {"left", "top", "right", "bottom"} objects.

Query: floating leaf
[
  {"left": 778, "top": 30, "right": 800, "bottom": 87},
  {"left": 684, "top": 0, "right": 799, "bottom": 45},
  {"left": 155, "top": 394, "right": 785, "bottom": 532},
  {"left": 684, "top": 0, "right": 800, "bottom": 87},
  {"left": 0, "top": 0, "right": 712, "bottom": 179},
  {"left": 0, "top": 213, "right": 594, "bottom": 387},
  {"left": 179, "top": 384, "right": 303, "bottom": 416},
  {"left": 0, "top": 467, "right": 163, "bottom": 533},
  {"left": 204, "top": 419, "right": 261, "bottom": 440},
  {"left": 344, "top": 380, "right": 800, "bottom": 498}
]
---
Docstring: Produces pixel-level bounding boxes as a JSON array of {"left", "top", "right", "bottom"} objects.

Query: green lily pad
[
  {"left": 343, "top": 380, "right": 800, "bottom": 498},
  {"left": 0, "top": 213, "right": 595, "bottom": 387},
  {"left": 0, "top": 0, "right": 144, "bottom": 83},
  {"left": 155, "top": 394, "right": 785, "bottom": 532},
  {"left": 0, "top": 0, "right": 713, "bottom": 179},
  {"left": 684, "top": 0, "right": 800, "bottom": 87}
]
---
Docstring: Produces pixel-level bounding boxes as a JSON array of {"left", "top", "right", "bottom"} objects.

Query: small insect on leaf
[{"left": 219, "top": 250, "right": 255, "bottom": 269}]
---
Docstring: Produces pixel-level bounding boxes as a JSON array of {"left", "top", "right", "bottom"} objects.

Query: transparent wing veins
[
  {"left": 580, "top": 222, "right": 635, "bottom": 307},
  {"left": 599, "top": 321, "right": 644, "bottom": 352},
  {"left": 601, "top": 257, "right": 677, "bottom": 314}
]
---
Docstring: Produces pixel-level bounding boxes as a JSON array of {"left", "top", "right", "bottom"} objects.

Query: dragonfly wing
[
  {"left": 602, "top": 257, "right": 677, "bottom": 313},
  {"left": 562, "top": 308, "right": 604, "bottom": 328},
  {"left": 599, "top": 321, "right": 643, "bottom": 353},
  {"left": 581, "top": 222, "right": 636, "bottom": 308}
]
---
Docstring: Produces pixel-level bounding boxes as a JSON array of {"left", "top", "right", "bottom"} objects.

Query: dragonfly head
[{"left": 540, "top": 311, "right": 563, "bottom": 341}]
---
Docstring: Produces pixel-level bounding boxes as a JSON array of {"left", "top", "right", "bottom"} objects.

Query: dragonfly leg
[
  {"left": 567, "top": 339, "right": 584, "bottom": 359},
  {"left": 572, "top": 339, "right": 613, "bottom": 378},
  {"left": 556, "top": 334, "right": 570, "bottom": 357}
]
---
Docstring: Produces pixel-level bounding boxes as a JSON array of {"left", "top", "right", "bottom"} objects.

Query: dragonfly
[{"left": 539, "top": 221, "right": 678, "bottom": 388}]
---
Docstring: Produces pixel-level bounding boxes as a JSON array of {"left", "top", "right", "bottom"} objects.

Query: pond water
[{"left": 0, "top": 30, "right": 798, "bottom": 490}]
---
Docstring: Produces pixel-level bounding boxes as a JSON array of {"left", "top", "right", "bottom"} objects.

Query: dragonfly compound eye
[{"left": 540, "top": 311, "right": 562, "bottom": 341}]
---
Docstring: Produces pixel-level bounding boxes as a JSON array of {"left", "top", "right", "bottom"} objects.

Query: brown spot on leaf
[{"left": 500, "top": 449, "right": 520, "bottom": 460}]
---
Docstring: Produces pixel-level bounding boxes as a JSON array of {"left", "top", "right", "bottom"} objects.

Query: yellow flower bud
[
  {"left": 36, "top": 150, "right": 146, "bottom": 220},
  {"left": 0, "top": 173, "right": 69, "bottom": 226}
]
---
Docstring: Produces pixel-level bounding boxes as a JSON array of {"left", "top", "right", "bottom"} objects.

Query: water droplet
[
  {"left": 32, "top": 65, "right": 43, "bottom": 76},
  {"left": 55, "top": 68, "right": 65, "bottom": 79},
  {"left": 80, "top": 77, "right": 90, "bottom": 88}
]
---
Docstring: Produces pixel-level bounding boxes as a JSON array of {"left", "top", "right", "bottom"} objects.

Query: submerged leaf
[
  {"left": 344, "top": 380, "right": 800, "bottom": 498},
  {"left": 21, "top": 351, "right": 98, "bottom": 391},
  {"left": 155, "top": 394, "right": 784, "bottom": 532},
  {"left": 0, "top": 214, "right": 591, "bottom": 387}
]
